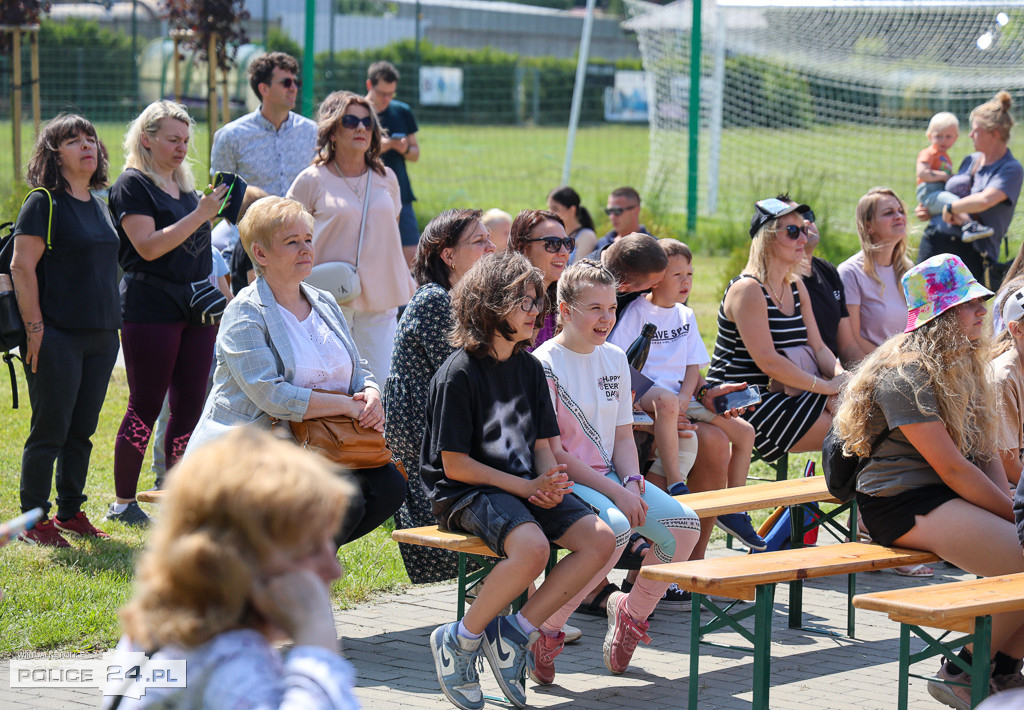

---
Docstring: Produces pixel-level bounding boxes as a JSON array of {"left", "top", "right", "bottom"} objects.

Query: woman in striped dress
[{"left": 706, "top": 198, "right": 847, "bottom": 462}]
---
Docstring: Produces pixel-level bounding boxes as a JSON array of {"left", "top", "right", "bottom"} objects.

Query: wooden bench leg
[
  {"left": 689, "top": 594, "right": 702, "bottom": 710},
  {"left": 751, "top": 584, "right": 776, "bottom": 710},
  {"left": 972, "top": 615, "right": 992, "bottom": 708},
  {"left": 897, "top": 618, "right": 991, "bottom": 709},
  {"left": 899, "top": 624, "right": 911, "bottom": 710}
]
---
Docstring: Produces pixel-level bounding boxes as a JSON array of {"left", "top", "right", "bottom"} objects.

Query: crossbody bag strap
[
  {"left": 22, "top": 186, "right": 54, "bottom": 249},
  {"left": 353, "top": 170, "right": 372, "bottom": 269}
]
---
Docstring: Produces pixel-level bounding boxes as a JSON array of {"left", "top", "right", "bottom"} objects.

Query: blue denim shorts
[
  {"left": 398, "top": 202, "right": 420, "bottom": 247},
  {"left": 446, "top": 489, "right": 595, "bottom": 557}
]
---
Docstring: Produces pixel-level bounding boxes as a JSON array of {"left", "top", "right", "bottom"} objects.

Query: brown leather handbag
[{"left": 283, "top": 391, "right": 393, "bottom": 469}]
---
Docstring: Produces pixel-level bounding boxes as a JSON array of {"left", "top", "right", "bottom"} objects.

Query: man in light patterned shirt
[{"left": 210, "top": 52, "right": 316, "bottom": 198}]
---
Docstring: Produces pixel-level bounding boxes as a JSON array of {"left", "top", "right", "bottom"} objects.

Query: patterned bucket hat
[{"left": 902, "top": 253, "right": 993, "bottom": 333}]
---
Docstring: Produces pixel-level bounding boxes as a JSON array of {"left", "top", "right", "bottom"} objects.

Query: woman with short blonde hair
[{"left": 103, "top": 427, "right": 359, "bottom": 709}]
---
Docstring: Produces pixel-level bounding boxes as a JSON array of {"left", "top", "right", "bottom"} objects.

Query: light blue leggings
[{"left": 572, "top": 472, "right": 701, "bottom": 564}]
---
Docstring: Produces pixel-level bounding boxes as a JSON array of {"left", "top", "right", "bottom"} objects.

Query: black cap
[{"left": 749, "top": 197, "right": 811, "bottom": 239}]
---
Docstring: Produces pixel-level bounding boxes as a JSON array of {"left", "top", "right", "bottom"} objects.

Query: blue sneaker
[
  {"left": 481, "top": 615, "right": 539, "bottom": 708},
  {"left": 669, "top": 481, "right": 690, "bottom": 496},
  {"left": 716, "top": 512, "right": 768, "bottom": 551},
  {"left": 429, "top": 622, "right": 484, "bottom": 710}
]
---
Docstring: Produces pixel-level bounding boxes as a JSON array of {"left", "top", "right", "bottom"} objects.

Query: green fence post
[
  {"left": 302, "top": 0, "right": 315, "bottom": 117},
  {"left": 686, "top": 0, "right": 701, "bottom": 234}
]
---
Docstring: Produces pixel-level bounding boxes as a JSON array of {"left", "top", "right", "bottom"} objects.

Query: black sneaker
[
  {"left": 716, "top": 512, "right": 768, "bottom": 551},
  {"left": 102, "top": 501, "right": 151, "bottom": 527},
  {"left": 961, "top": 220, "right": 994, "bottom": 243},
  {"left": 658, "top": 584, "right": 691, "bottom": 611}
]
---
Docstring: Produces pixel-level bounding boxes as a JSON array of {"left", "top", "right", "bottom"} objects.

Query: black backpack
[
  {"left": 821, "top": 426, "right": 890, "bottom": 503},
  {"left": 0, "top": 187, "right": 54, "bottom": 408}
]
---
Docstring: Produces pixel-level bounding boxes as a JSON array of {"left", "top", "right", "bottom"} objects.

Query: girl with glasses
[
  {"left": 288, "top": 90, "right": 416, "bottom": 384},
  {"left": 705, "top": 198, "right": 845, "bottom": 461}
]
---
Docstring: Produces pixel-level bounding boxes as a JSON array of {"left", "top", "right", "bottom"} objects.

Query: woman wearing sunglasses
[
  {"left": 838, "top": 187, "right": 913, "bottom": 357},
  {"left": 509, "top": 209, "right": 575, "bottom": 349},
  {"left": 705, "top": 198, "right": 845, "bottom": 462},
  {"left": 288, "top": 90, "right": 415, "bottom": 383}
]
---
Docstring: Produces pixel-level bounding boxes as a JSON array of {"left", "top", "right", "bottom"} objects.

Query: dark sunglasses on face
[
  {"left": 341, "top": 114, "right": 373, "bottom": 130},
  {"left": 604, "top": 205, "right": 638, "bottom": 217},
  {"left": 274, "top": 77, "right": 302, "bottom": 89},
  {"left": 803, "top": 209, "right": 816, "bottom": 224},
  {"left": 777, "top": 224, "right": 808, "bottom": 240},
  {"left": 525, "top": 236, "right": 576, "bottom": 253}
]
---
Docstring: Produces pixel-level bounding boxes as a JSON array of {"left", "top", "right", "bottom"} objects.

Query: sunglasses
[
  {"left": 520, "top": 295, "right": 544, "bottom": 313},
  {"left": 777, "top": 224, "right": 809, "bottom": 240},
  {"left": 804, "top": 209, "right": 816, "bottom": 224},
  {"left": 604, "top": 205, "right": 638, "bottom": 217},
  {"left": 525, "top": 236, "right": 576, "bottom": 253},
  {"left": 273, "top": 77, "right": 302, "bottom": 89},
  {"left": 341, "top": 114, "right": 373, "bottom": 130}
]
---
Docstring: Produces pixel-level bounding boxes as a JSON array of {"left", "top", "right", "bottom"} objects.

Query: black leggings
[{"left": 333, "top": 463, "right": 408, "bottom": 549}]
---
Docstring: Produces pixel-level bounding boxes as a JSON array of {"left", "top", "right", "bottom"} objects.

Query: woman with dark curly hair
[
  {"left": 384, "top": 208, "right": 495, "bottom": 583},
  {"left": 10, "top": 114, "right": 121, "bottom": 547}
]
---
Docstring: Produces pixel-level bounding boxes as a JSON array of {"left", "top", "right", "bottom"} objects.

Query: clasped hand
[{"left": 527, "top": 464, "right": 572, "bottom": 509}]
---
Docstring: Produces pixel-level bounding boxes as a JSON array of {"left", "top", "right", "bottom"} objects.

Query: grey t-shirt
[{"left": 856, "top": 365, "right": 944, "bottom": 497}]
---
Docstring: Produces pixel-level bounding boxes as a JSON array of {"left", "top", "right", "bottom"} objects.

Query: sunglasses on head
[
  {"left": 274, "top": 77, "right": 302, "bottom": 89},
  {"left": 525, "top": 236, "right": 576, "bottom": 253},
  {"left": 604, "top": 205, "right": 638, "bottom": 217},
  {"left": 341, "top": 114, "right": 373, "bottom": 130},
  {"left": 777, "top": 224, "right": 808, "bottom": 240}
]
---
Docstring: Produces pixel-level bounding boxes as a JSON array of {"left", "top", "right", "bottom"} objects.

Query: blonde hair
[
  {"left": 481, "top": 208, "right": 512, "bottom": 230},
  {"left": 834, "top": 309, "right": 996, "bottom": 461},
  {"left": 927, "top": 111, "right": 959, "bottom": 136},
  {"left": 119, "top": 427, "right": 353, "bottom": 650},
  {"left": 970, "top": 90, "right": 1014, "bottom": 143},
  {"left": 239, "top": 196, "right": 314, "bottom": 276},
  {"left": 744, "top": 220, "right": 799, "bottom": 286},
  {"left": 854, "top": 187, "right": 913, "bottom": 296},
  {"left": 123, "top": 101, "right": 196, "bottom": 192},
  {"left": 556, "top": 259, "right": 618, "bottom": 327},
  {"left": 659, "top": 238, "right": 692, "bottom": 261}
]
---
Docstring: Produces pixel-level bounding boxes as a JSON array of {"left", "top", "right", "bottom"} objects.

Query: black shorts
[
  {"left": 445, "top": 489, "right": 595, "bottom": 558},
  {"left": 857, "top": 484, "right": 960, "bottom": 547}
]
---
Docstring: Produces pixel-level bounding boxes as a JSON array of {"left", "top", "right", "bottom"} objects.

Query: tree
[
  {"left": 160, "top": 0, "right": 250, "bottom": 71},
  {"left": 0, "top": 1, "right": 50, "bottom": 52}
]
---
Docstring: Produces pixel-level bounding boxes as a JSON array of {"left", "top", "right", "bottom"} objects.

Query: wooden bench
[
  {"left": 854, "top": 573, "right": 1024, "bottom": 709},
  {"left": 392, "top": 475, "right": 849, "bottom": 619},
  {"left": 640, "top": 541, "right": 941, "bottom": 710},
  {"left": 136, "top": 490, "right": 164, "bottom": 504}
]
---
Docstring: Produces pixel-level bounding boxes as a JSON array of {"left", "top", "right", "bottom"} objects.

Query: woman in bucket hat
[{"left": 835, "top": 253, "right": 1024, "bottom": 709}]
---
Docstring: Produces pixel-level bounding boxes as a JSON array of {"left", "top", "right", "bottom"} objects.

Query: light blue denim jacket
[{"left": 185, "top": 277, "right": 376, "bottom": 455}]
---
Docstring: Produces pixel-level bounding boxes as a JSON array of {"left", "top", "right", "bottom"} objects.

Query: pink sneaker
[
  {"left": 18, "top": 519, "right": 71, "bottom": 548},
  {"left": 603, "top": 591, "right": 651, "bottom": 674},
  {"left": 54, "top": 512, "right": 111, "bottom": 539},
  {"left": 529, "top": 631, "right": 564, "bottom": 685}
]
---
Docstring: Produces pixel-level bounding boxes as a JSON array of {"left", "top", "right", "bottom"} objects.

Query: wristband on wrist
[
  {"left": 696, "top": 384, "right": 711, "bottom": 405},
  {"left": 810, "top": 375, "right": 817, "bottom": 393},
  {"left": 622, "top": 474, "right": 645, "bottom": 494}
]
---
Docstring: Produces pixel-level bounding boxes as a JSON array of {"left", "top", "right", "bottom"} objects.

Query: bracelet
[
  {"left": 696, "top": 384, "right": 711, "bottom": 404},
  {"left": 810, "top": 375, "right": 817, "bottom": 393}
]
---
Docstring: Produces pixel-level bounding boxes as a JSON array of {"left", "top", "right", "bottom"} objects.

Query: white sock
[
  {"left": 515, "top": 611, "right": 538, "bottom": 635},
  {"left": 457, "top": 619, "right": 482, "bottom": 640},
  {"left": 109, "top": 502, "right": 128, "bottom": 514}
]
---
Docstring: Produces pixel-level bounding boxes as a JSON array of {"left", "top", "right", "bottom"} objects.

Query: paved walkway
[{"left": 1, "top": 539, "right": 965, "bottom": 709}]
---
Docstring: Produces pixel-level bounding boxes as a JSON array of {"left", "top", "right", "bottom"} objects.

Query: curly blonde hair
[
  {"left": 834, "top": 309, "right": 996, "bottom": 460},
  {"left": 854, "top": 187, "right": 913, "bottom": 297},
  {"left": 119, "top": 427, "right": 353, "bottom": 651}
]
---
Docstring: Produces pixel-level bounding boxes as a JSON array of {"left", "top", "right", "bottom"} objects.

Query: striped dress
[{"left": 705, "top": 275, "right": 829, "bottom": 462}]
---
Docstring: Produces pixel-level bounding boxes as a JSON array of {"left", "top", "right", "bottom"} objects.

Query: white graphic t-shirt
[
  {"left": 533, "top": 340, "right": 633, "bottom": 475},
  {"left": 608, "top": 297, "right": 709, "bottom": 393}
]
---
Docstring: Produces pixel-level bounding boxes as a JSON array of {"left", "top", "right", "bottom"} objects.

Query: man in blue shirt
[
  {"left": 586, "top": 186, "right": 650, "bottom": 261},
  {"left": 210, "top": 52, "right": 316, "bottom": 198},
  {"left": 366, "top": 61, "right": 421, "bottom": 267}
]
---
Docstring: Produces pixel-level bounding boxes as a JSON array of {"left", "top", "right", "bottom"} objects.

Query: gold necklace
[
  {"left": 765, "top": 278, "right": 785, "bottom": 304},
  {"left": 334, "top": 159, "right": 367, "bottom": 202}
]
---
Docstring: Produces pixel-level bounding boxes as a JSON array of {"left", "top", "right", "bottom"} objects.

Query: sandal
[
  {"left": 892, "top": 564, "right": 934, "bottom": 578},
  {"left": 575, "top": 582, "right": 619, "bottom": 617},
  {"left": 613, "top": 533, "right": 651, "bottom": 571}
]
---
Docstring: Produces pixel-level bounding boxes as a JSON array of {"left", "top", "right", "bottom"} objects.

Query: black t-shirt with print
[
  {"left": 109, "top": 168, "right": 212, "bottom": 323},
  {"left": 802, "top": 256, "right": 848, "bottom": 357},
  {"left": 420, "top": 348, "right": 560, "bottom": 518}
]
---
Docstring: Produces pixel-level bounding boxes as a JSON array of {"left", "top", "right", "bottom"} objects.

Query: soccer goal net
[{"left": 626, "top": 0, "right": 1024, "bottom": 238}]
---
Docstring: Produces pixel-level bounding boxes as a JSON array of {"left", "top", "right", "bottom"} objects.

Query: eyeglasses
[
  {"left": 776, "top": 224, "right": 809, "bottom": 240},
  {"left": 525, "top": 236, "right": 575, "bottom": 253},
  {"left": 341, "top": 114, "right": 373, "bottom": 130},
  {"left": 520, "top": 295, "right": 544, "bottom": 313},
  {"left": 604, "top": 205, "right": 638, "bottom": 217},
  {"left": 273, "top": 77, "right": 302, "bottom": 89}
]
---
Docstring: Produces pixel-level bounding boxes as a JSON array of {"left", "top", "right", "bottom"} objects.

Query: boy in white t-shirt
[{"left": 609, "top": 239, "right": 765, "bottom": 550}]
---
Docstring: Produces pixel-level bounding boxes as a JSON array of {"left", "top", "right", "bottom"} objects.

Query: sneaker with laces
[
  {"left": 668, "top": 481, "right": 690, "bottom": 496},
  {"left": 429, "top": 622, "right": 484, "bottom": 710},
  {"left": 481, "top": 615, "right": 538, "bottom": 708},
  {"left": 716, "top": 512, "right": 768, "bottom": 551},
  {"left": 992, "top": 657, "right": 1024, "bottom": 692},
  {"left": 961, "top": 220, "right": 995, "bottom": 243},
  {"left": 54, "top": 512, "right": 111, "bottom": 539},
  {"left": 927, "top": 658, "right": 981, "bottom": 710},
  {"left": 603, "top": 590, "right": 651, "bottom": 674},
  {"left": 18, "top": 519, "right": 70, "bottom": 548},
  {"left": 658, "top": 584, "right": 691, "bottom": 611},
  {"left": 529, "top": 631, "right": 564, "bottom": 685},
  {"left": 102, "top": 501, "right": 151, "bottom": 527},
  {"left": 562, "top": 622, "right": 583, "bottom": 644}
]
